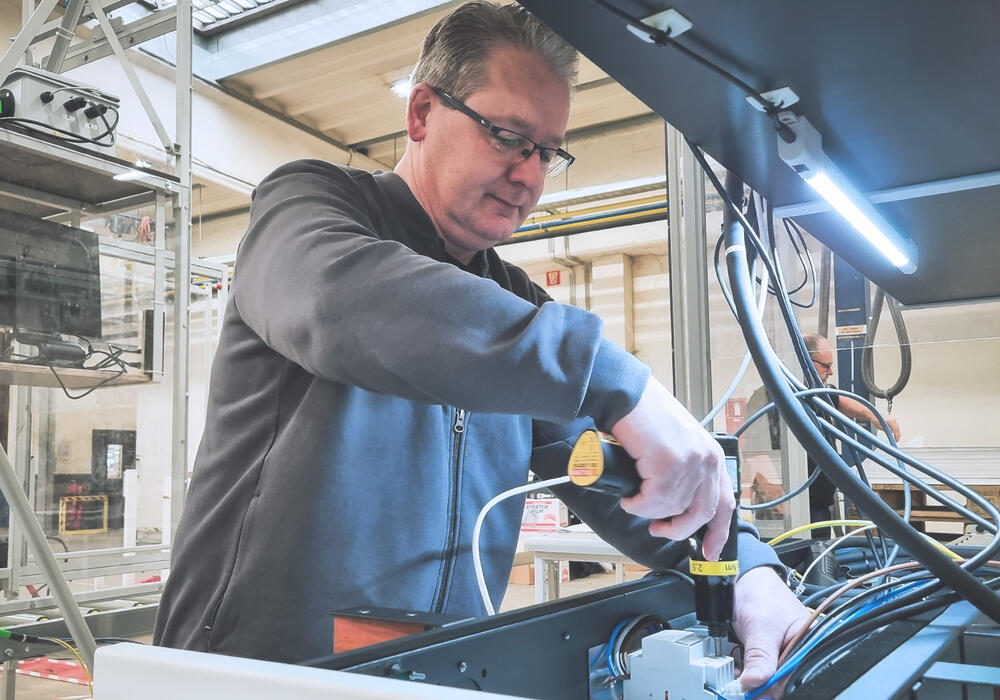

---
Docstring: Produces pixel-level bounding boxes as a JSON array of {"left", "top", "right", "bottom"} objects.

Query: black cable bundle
[
  {"left": 683, "top": 141, "right": 1000, "bottom": 629},
  {"left": 3, "top": 337, "right": 134, "bottom": 400},
  {"left": 0, "top": 103, "right": 120, "bottom": 148}
]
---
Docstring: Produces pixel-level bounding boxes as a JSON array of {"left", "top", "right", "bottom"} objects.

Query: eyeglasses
[
  {"left": 812, "top": 358, "right": 834, "bottom": 372},
  {"left": 432, "top": 87, "right": 575, "bottom": 177}
]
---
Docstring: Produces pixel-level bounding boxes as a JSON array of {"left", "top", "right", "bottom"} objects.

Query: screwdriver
[{"left": 566, "top": 430, "right": 741, "bottom": 657}]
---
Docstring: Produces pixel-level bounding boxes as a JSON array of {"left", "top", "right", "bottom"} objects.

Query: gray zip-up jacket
[{"left": 153, "top": 160, "right": 781, "bottom": 663}]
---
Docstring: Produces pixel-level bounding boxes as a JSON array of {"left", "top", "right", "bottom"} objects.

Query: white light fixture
[
  {"left": 536, "top": 175, "right": 665, "bottom": 207},
  {"left": 389, "top": 77, "right": 411, "bottom": 99},
  {"left": 777, "top": 115, "right": 917, "bottom": 274},
  {"left": 114, "top": 160, "right": 152, "bottom": 181}
]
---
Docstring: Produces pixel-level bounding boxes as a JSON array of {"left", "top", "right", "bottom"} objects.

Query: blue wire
[
  {"left": 605, "top": 618, "right": 632, "bottom": 677},
  {"left": 704, "top": 684, "right": 731, "bottom": 699},
  {"left": 747, "top": 579, "right": 929, "bottom": 698},
  {"left": 748, "top": 585, "right": 906, "bottom": 697}
]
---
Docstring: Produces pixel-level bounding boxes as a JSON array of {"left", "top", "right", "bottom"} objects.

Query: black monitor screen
[{"left": 0, "top": 208, "right": 102, "bottom": 339}]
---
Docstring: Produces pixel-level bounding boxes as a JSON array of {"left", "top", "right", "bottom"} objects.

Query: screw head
[
  {"left": 458, "top": 661, "right": 468, "bottom": 673},
  {"left": 562, "top": 631, "right": 571, "bottom": 641}
]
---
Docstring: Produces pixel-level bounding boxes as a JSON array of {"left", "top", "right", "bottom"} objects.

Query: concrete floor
[
  {"left": 2, "top": 569, "right": 641, "bottom": 699},
  {"left": 0, "top": 658, "right": 93, "bottom": 700}
]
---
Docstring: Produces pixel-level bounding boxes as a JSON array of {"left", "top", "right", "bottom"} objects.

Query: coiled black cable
[
  {"left": 862, "top": 287, "right": 912, "bottom": 411},
  {"left": 689, "top": 141, "right": 1000, "bottom": 625}
]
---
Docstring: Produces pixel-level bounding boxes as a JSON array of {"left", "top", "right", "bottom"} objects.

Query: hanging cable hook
[{"left": 862, "top": 288, "right": 912, "bottom": 412}]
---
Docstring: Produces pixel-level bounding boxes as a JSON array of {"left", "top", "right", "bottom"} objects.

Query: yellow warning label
[
  {"left": 567, "top": 430, "right": 604, "bottom": 486},
  {"left": 689, "top": 560, "right": 739, "bottom": 577},
  {"left": 836, "top": 324, "right": 866, "bottom": 337}
]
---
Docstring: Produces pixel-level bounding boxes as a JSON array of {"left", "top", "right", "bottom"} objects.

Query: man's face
[
  {"left": 415, "top": 46, "right": 571, "bottom": 263},
  {"left": 811, "top": 343, "right": 835, "bottom": 383}
]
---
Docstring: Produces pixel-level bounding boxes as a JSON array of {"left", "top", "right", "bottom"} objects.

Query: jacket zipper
[{"left": 434, "top": 407, "right": 466, "bottom": 612}]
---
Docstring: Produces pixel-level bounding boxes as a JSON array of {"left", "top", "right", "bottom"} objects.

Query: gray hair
[
  {"left": 410, "top": 2, "right": 578, "bottom": 101},
  {"left": 802, "top": 333, "right": 828, "bottom": 354}
]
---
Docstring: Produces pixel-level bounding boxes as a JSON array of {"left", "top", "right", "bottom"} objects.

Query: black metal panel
[
  {"left": 519, "top": 0, "right": 1000, "bottom": 305},
  {"left": 308, "top": 574, "right": 695, "bottom": 700},
  {"left": 797, "top": 185, "right": 1000, "bottom": 304}
]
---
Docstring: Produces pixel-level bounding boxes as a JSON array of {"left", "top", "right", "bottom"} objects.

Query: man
[
  {"left": 154, "top": 2, "right": 808, "bottom": 690},
  {"left": 805, "top": 333, "right": 901, "bottom": 534}
]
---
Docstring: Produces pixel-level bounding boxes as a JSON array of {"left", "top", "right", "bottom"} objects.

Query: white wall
[
  {"left": 505, "top": 210, "right": 1000, "bottom": 452},
  {"left": 871, "top": 301, "right": 1000, "bottom": 447}
]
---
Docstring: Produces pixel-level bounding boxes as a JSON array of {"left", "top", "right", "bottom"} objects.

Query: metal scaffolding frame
[
  {"left": 666, "top": 123, "right": 712, "bottom": 419},
  {"left": 0, "top": 0, "right": 206, "bottom": 679}
]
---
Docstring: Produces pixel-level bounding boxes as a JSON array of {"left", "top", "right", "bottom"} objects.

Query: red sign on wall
[{"left": 545, "top": 270, "right": 561, "bottom": 287}]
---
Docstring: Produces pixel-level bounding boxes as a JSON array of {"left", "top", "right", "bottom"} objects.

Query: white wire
[
  {"left": 473, "top": 475, "right": 571, "bottom": 616},
  {"left": 700, "top": 350, "right": 752, "bottom": 428},
  {"left": 794, "top": 524, "right": 879, "bottom": 595},
  {"left": 701, "top": 233, "right": 772, "bottom": 427}
]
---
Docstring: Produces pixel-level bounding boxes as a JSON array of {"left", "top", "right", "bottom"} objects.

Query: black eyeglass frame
[
  {"left": 811, "top": 357, "right": 834, "bottom": 372},
  {"left": 431, "top": 87, "right": 575, "bottom": 177}
]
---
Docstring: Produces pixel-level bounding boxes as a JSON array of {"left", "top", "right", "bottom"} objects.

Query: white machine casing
[
  {"left": 624, "top": 627, "right": 743, "bottom": 700},
  {"left": 0, "top": 66, "right": 119, "bottom": 153}
]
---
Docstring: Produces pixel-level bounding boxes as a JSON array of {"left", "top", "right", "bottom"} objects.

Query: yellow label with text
[
  {"left": 567, "top": 430, "right": 604, "bottom": 486},
  {"left": 689, "top": 560, "right": 739, "bottom": 577}
]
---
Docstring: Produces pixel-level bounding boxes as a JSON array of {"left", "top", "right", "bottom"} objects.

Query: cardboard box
[
  {"left": 508, "top": 563, "right": 535, "bottom": 585},
  {"left": 521, "top": 498, "right": 568, "bottom": 533}
]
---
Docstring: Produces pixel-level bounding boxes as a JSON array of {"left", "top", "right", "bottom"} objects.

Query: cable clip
[
  {"left": 626, "top": 9, "right": 692, "bottom": 42},
  {"left": 746, "top": 88, "right": 800, "bottom": 113}
]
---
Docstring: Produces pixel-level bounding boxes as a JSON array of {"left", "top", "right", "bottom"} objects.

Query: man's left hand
[{"left": 733, "top": 566, "right": 812, "bottom": 695}]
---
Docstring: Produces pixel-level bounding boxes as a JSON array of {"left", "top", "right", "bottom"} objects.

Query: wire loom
[{"left": 676, "top": 141, "right": 1000, "bottom": 697}]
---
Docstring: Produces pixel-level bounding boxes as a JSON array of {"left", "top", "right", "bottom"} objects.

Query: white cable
[
  {"left": 795, "top": 524, "right": 879, "bottom": 595},
  {"left": 700, "top": 350, "right": 751, "bottom": 427},
  {"left": 473, "top": 475, "right": 571, "bottom": 616}
]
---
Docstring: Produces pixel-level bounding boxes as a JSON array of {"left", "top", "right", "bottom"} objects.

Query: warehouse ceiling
[
  {"left": 9, "top": 0, "right": 995, "bottom": 304},
  {"left": 200, "top": 0, "right": 658, "bottom": 175},
  {"left": 178, "top": 0, "right": 1000, "bottom": 306}
]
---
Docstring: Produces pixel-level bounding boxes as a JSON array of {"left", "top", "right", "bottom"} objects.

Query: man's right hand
[{"left": 610, "top": 376, "right": 735, "bottom": 560}]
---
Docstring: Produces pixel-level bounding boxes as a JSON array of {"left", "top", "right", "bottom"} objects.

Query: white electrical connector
[{"left": 624, "top": 627, "right": 743, "bottom": 700}]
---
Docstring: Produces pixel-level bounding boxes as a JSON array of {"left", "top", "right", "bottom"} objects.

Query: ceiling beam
[{"left": 203, "top": 0, "right": 458, "bottom": 81}]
